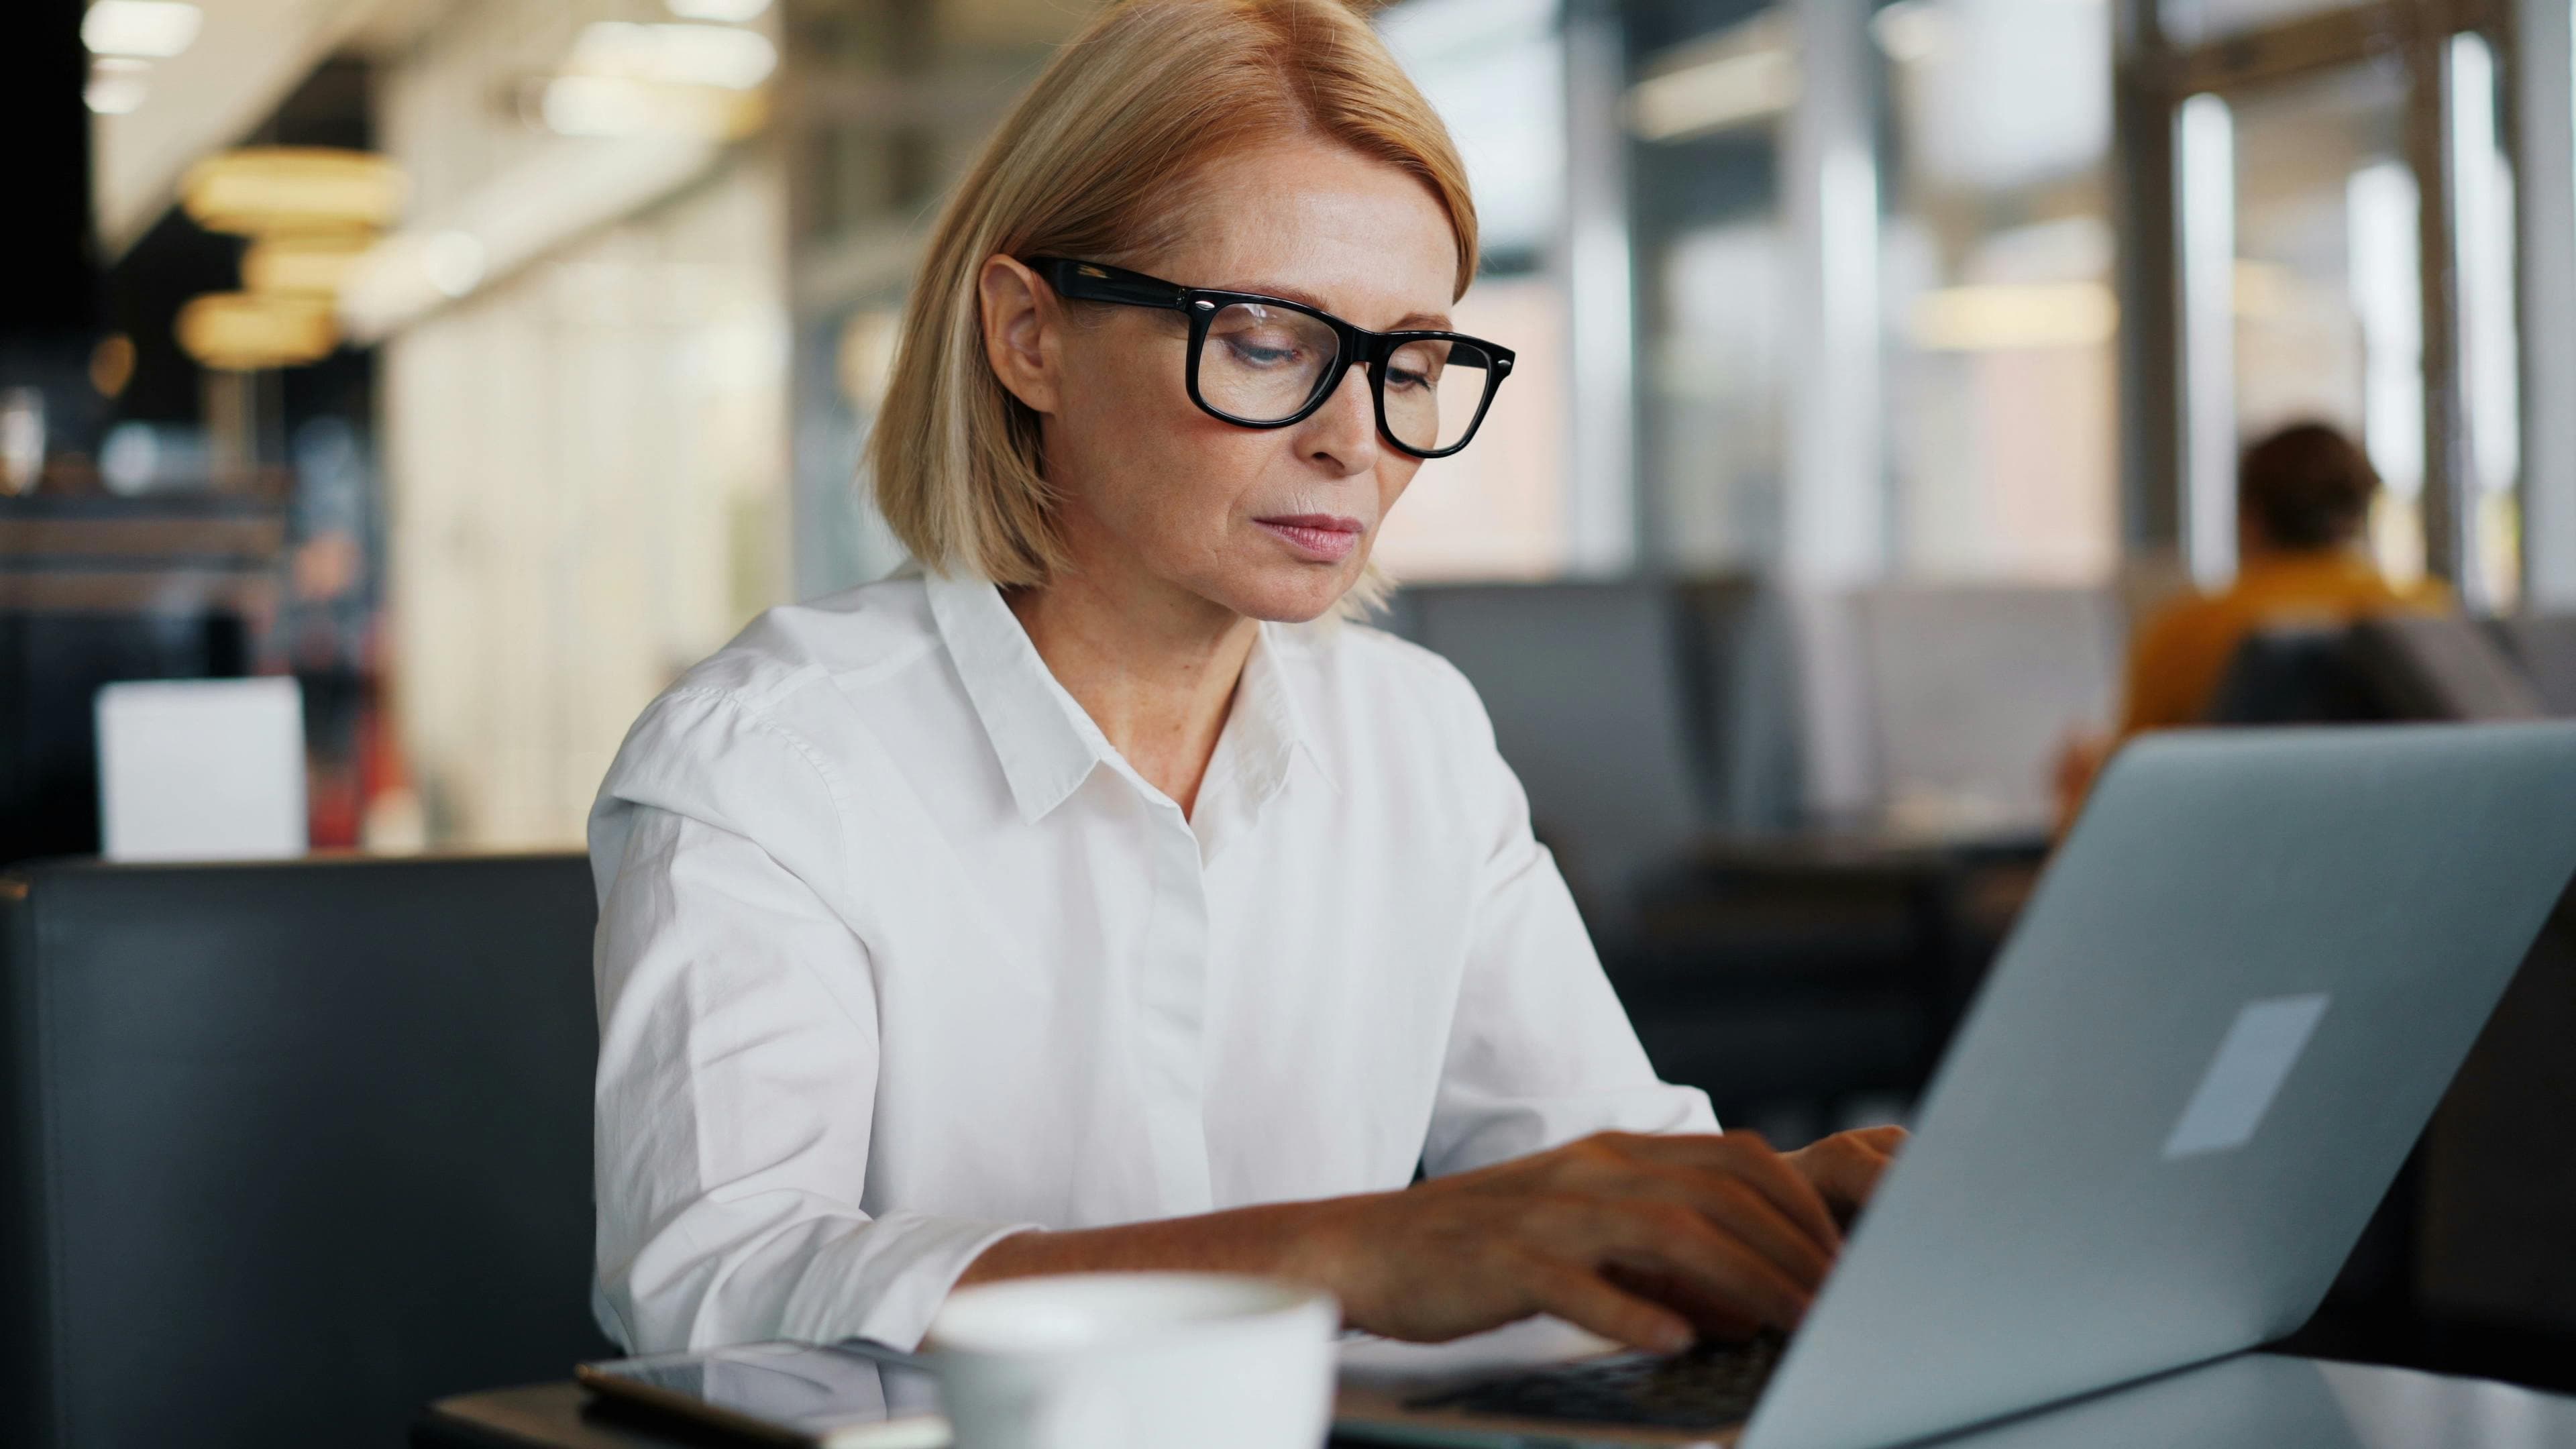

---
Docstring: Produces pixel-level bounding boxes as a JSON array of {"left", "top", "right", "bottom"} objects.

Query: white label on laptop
[{"left": 2162, "top": 994, "right": 2330, "bottom": 1160}]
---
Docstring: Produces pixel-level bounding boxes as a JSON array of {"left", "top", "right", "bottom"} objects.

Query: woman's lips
[{"left": 1254, "top": 514, "right": 1364, "bottom": 563}]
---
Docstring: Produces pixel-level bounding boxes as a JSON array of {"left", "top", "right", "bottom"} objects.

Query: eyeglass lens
[
  {"left": 1199, "top": 303, "right": 1342, "bottom": 421},
  {"left": 1199, "top": 302, "right": 1494, "bottom": 454},
  {"left": 1380, "top": 335, "right": 1497, "bottom": 455}
]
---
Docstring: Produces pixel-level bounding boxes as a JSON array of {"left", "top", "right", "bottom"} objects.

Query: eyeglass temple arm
[{"left": 1025, "top": 257, "right": 1187, "bottom": 311}]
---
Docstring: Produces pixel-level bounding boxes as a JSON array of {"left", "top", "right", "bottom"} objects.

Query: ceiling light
[
  {"left": 540, "top": 74, "right": 765, "bottom": 139},
  {"left": 83, "top": 1, "right": 201, "bottom": 59},
  {"left": 1628, "top": 17, "right": 1799, "bottom": 143},
  {"left": 91, "top": 334, "right": 138, "bottom": 398},
  {"left": 1871, "top": 0, "right": 1950, "bottom": 65},
  {"left": 243, "top": 233, "right": 379, "bottom": 297},
  {"left": 666, "top": 0, "right": 772, "bottom": 19},
  {"left": 568, "top": 21, "right": 777, "bottom": 90},
  {"left": 86, "top": 58, "right": 150, "bottom": 114},
  {"left": 1907, "top": 283, "right": 2118, "bottom": 351},
  {"left": 1629, "top": 48, "right": 1798, "bottom": 142},
  {"left": 182, "top": 148, "right": 407, "bottom": 235},
  {"left": 421, "top": 231, "right": 488, "bottom": 299},
  {"left": 2233, "top": 259, "right": 2300, "bottom": 320},
  {"left": 176, "top": 294, "right": 338, "bottom": 371}
]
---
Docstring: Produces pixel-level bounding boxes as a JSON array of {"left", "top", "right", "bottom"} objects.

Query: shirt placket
[{"left": 1133, "top": 792, "right": 1215, "bottom": 1214}]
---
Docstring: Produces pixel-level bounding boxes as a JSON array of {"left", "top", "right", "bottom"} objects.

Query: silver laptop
[{"left": 1335, "top": 722, "right": 2576, "bottom": 1449}]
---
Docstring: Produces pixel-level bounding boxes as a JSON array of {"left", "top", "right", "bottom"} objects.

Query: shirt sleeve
[
  {"left": 1418, "top": 668, "right": 1719, "bottom": 1177},
  {"left": 589, "top": 688, "right": 1033, "bottom": 1353}
]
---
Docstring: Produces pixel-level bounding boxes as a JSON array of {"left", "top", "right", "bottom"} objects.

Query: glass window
[
  {"left": 1880, "top": 0, "right": 2121, "bottom": 583},
  {"left": 1627, "top": 5, "right": 1792, "bottom": 572},
  {"left": 2188, "top": 62, "right": 2428, "bottom": 586},
  {"left": 2453, "top": 32, "right": 2520, "bottom": 608},
  {"left": 2159, "top": 0, "right": 2368, "bottom": 47},
  {"left": 1373, "top": 0, "right": 1579, "bottom": 580}
]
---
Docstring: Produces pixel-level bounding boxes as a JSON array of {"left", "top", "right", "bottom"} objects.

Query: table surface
[{"left": 414, "top": 1352, "right": 2576, "bottom": 1449}]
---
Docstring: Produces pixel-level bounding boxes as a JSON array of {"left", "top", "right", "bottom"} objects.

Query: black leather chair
[
  {"left": 1386, "top": 581, "right": 1707, "bottom": 949},
  {"left": 2207, "top": 616, "right": 2543, "bottom": 726},
  {"left": 2345, "top": 614, "right": 2546, "bottom": 721},
  {"left": 2205, "top": 626, "right": 2392, "bottom": 724},
  {"left": 1, "top": 853, "right": 608, "bottom": 1448},
  {"left": 2498, "top": 614, "right": 2576, "bottom": 716},
  {"left": 1383, "top": 580, "right": 1951, "bottom": 1134}
]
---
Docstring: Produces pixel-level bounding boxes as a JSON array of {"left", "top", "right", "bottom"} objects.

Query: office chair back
[
  {"left": 2206, "top": 627, "right": 2392, "bottom": 724},
  {"left": 1, "top": 853, "right": 608, "bottom": 1449},
  {"left": 2207, "top": 616, "right": 2545, "bottom": 727},
  {"left": 1674, "top": 576, "right": 1803, "bottom": 835},
  {"left": 1851, "top": 583, "right": 2121, "bottom": 835},
  {"left": 2498, "top": 614, "right": 2576, "bottom": 716},
  {"left": 2345, "top": 615, "right": 2546, "bottom": 722},
  {"left": 1390, "top": 582, "right": 1702, "bottom": 941}
]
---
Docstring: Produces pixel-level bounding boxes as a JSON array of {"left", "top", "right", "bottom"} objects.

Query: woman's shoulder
[
  {"left": 663, "top": 576, "right": 943, "bottom": 712},
  {"left": 596, "top": 577, "right": 944, "bottom": 818}
]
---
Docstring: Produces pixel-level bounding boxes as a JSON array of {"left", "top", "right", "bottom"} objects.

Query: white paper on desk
[
  {"left": 1337, "top": 1316, "right": 1624, "bottom": 1390},
  {"left": 96, "top": 677, "right": 308, "bottom": 862}
]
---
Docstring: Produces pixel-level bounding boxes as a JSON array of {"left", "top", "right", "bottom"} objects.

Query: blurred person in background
[
  {"left": 2118, "top": 422, "right": 2447, "bottom": 733},
  {"left": 2053, "top": 421, "right": 2449, "bottom": 823},
  {"left": 587, "top": 0, "right": 1898, "bottom": 1363}
]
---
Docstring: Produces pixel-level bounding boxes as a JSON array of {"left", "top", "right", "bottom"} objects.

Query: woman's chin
[{"left": 1215, "top": 562, "right": 1362, "bottom": 625}]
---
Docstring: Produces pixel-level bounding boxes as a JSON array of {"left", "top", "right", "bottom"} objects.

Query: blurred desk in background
[
  {"left": 1616, "top": 828, "right": 2048, "bottom": 1140},
  {"left": 411, "top": 1354, "right": 2576, "bottom": 1449}
]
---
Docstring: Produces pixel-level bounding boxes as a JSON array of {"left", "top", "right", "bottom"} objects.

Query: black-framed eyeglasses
[{"left": 1024, "top": 256, "right": 1515, "bottom": 460}]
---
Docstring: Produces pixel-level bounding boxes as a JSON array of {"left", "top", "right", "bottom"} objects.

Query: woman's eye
[
  {"left": 1222, "top": 334, "right": 1303, "bottom": 368},
  {"left": 1387, "top": 366, "right": 1434, "bottom": 392}
]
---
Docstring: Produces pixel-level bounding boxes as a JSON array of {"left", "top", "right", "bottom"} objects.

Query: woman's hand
[
  {"left": 1292, "top": 1130, "right": 1850, "bottom": 1354},
  {"left": 1781, "top": 1125, "right": 1909, "bottom": 1230},
  {"left": 958, "top": 1126, "right": 1912, "bottom": 1356}
]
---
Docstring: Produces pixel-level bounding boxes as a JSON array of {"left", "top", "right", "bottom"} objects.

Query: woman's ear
[{"left": 978, "top": 255, "right": 1062, "bottom": 415}]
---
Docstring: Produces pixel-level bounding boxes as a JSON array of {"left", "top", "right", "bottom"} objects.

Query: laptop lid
[{"left": 1743, "top": 723, "right": 2576, "bottom": 1449}]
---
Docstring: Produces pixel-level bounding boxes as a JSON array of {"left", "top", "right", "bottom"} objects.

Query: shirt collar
[
  {"left": 925, "top": 570, "right": 1113, "bottom": 824},
  {"left": 1220, "top": 620, "right": 1338, "bottom": 811},
  {"left": 925, "top": 571, "right": 1337, "bottom": 825}
]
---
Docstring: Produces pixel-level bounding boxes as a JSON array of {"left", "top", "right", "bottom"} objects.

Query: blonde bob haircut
[{"left": 869, "top": 0, "right": 1480, "bottom": 589}]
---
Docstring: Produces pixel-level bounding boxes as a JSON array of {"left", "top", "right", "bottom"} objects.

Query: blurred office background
[
  {"left": 5, "top": 0, "right": 2576, "bottom": 1442},
  {"left": 7, "top": 0, "right": 2571, "bottom": 853}
]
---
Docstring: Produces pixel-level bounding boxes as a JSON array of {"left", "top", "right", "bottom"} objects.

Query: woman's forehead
[{"left": 1155, "top": 143, "right": 1463, "bottom": 327}]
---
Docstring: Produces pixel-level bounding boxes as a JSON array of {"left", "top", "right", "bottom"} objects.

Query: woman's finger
[
  {"left": 1618, "top": 1163, "right": 1834, "bottom": 1291},
  {"left": 1602, "top": 1261, "right": 1764, "bottom": 1343},
  {"left": 1587, "top": 1199, "right": 1815, "bottom": 1330},
  {"left": 1521, "top": 1258, "right": 1697, "bottom": 1354},
  {"left": 1615, "top": 1132, "right": 1843, "bottom": 1254},
  {"left": 1799, "top": 1135, "right": 1900, "bottom": 1219}
]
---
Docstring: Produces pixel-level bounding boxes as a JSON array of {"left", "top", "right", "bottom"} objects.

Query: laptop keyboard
[{"left": 1402, "top": 1330, "right": 1785, "bottom": 1430}]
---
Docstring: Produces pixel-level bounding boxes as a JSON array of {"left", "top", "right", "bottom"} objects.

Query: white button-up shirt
[{"left": 587, "top": 572, "right": 1715, "bottom": 1353}]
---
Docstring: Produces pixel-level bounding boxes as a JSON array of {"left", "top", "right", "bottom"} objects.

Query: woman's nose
[{"left": 1299, "top": 363, "right": 1381, "bottom": 476}]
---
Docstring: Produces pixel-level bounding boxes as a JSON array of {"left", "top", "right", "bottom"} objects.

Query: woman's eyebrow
[{"left": 1232, "top": 280, "right": 1452, "bottom": 331}]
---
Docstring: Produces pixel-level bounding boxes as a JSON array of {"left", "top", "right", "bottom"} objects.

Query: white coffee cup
[{"left": 926, "top": 1272, "right": 1338, "bottom": 1449}]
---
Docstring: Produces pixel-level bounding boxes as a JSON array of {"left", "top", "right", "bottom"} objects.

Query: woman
[{"left": 590, "top": 0, "right": 1900, "bottom": 1360}]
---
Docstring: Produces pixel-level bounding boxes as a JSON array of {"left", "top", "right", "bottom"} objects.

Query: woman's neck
[{"left": 1005, "top": 564, "right": 1257, "bottom": 820}]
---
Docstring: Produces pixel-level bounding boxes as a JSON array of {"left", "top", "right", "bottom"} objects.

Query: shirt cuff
[{"left": 778, "top": 1212, "right": 1040, "bottom": 1350}]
